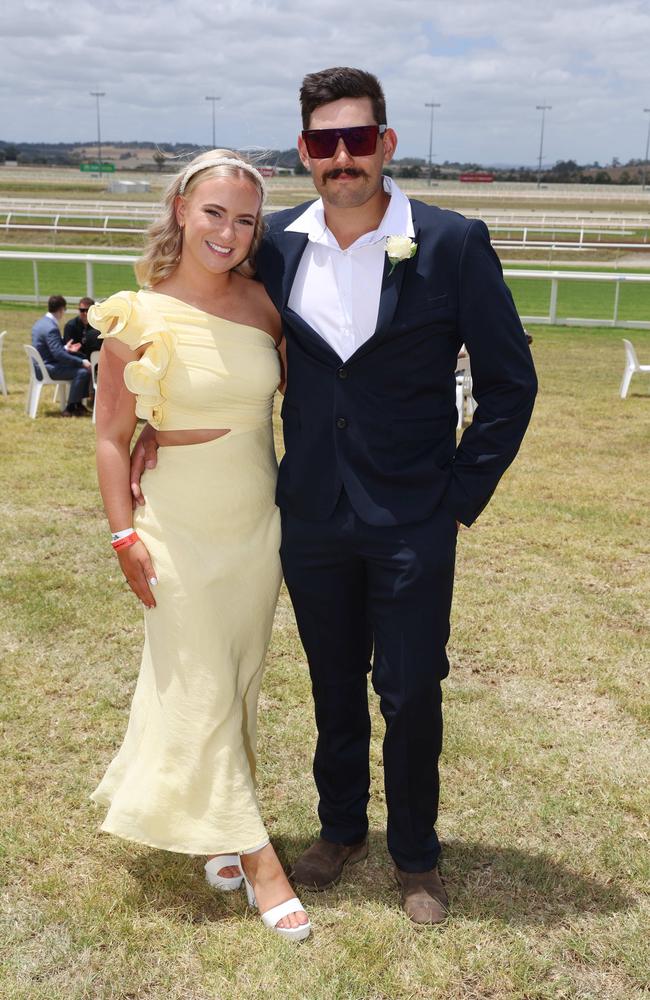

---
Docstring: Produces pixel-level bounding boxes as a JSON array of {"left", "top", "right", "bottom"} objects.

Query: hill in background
[{"left": 0, "top": 140, "right": 647, "bottom": 185}]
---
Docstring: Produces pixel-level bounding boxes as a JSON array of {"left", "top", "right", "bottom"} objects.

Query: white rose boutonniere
[{"left": 385, "top": 235, "right": 417, "bottom": 275}]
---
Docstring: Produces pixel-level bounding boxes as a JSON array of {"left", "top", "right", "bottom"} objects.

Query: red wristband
[{"left": 112, "top": 532, "right": 140, "bottom": 551}]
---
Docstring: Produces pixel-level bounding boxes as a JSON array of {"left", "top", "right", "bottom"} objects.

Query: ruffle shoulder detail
[{"left": 88, "top": 291, "right": 174, "bottom": 428}]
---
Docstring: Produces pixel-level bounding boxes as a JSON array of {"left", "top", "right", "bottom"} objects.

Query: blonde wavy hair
[{"left": 135, "top": 149, "right": 266, "bottom": 287}]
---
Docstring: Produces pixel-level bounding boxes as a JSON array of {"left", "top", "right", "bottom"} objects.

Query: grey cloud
[{"left": 1, "top": 0, "right": 649, "bottom": 164}]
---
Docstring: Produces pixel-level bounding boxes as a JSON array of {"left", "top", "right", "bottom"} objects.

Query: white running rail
[{"left": 0, "top": 250, "right": 649, "bottom": 329}]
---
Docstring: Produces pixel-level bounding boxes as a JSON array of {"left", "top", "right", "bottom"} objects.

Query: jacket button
[
  {"left": 336, "top": 417, "right": 347, "bottom": 429},
  {"left": 337, "top": 367, "right": 348, "bottom": 379}
]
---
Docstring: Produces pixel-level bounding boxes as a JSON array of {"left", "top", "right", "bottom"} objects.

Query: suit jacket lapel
[
  {"left": 351, "top": 213, "right": 421, "bottom": 363},
  {"left": 374, "top": 247, "right": 407, "bottom": 335},
  {"left": 278, "top": 231, "right": 309, "bottom": 310}
]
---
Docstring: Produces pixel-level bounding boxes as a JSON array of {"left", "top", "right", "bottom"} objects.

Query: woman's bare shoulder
[{"left": 236, "top": 274, "right": 281, "bottom": 344}]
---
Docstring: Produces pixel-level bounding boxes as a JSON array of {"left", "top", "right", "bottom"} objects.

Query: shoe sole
[
  {"left": 275, "top": 922, "right": 311, "bottom": 942},
  {"left": 293, "top": 841, "right": 369, "bottom": 892}
]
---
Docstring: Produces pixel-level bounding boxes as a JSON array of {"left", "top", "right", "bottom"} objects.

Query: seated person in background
[
  {"left": 63, "top": 297, "right": 102, "bottom": 358},
  {"left": 31, "top": 294, "right": 91, "bottom": 417}
]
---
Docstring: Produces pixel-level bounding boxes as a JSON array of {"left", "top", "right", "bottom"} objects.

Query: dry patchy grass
[{"left": 1, "top": 309, "right": 649, "bottom": 999}]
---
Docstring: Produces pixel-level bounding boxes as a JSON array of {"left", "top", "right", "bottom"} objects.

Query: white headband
[{"left": 178, "top": 157, "right": 266, "bottom": 199}]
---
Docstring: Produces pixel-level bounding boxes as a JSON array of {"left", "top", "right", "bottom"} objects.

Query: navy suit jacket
[
  {"left": 32, "top": 315, "right": 86, "bottom": 371},
  {"left": 256, "top": 198, "right": 538, "bottom": 527}
]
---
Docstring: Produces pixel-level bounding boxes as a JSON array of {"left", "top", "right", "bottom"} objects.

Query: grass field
[
  {"left": 1, "top": 309, "right": 648, "bottom": 999},
  {"left": 0, "top": 257, "right": 138, "bottom": 300},
  {"left": 0, "top": 178, "right": 164, "bottom": 201},
  {"left": 1, "top": 254, "right": 649, "bottom": 328},
  {"left": 2, "top": 174, "right": 650, "bottom": 323},
  {"left": 505, "top": 274, "right": 650, "bottom": 324},
  {"left": 2, "top": 174, "right": 650, "bottom": 316},
  {"left": 3, "top": 170, "right": 650, "bottom": 212}
]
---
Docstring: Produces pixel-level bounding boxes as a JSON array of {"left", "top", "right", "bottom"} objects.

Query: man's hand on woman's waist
[{"left": 130, "top": 422, "right": 158, "bottom": 507}]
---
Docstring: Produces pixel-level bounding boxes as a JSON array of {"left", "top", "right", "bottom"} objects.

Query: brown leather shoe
[
  {"left": 291, "top": 836, "right": 369, "bottom": 890},
  {"left": 394, "top": 865, "right": 449, "bottom": 924}
]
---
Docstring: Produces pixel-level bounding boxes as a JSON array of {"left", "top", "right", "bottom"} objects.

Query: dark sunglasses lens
[
  {"left": 344, "top": 127, "right": 378, "bottom": 155},
  {"left": 304, "top": 131, "right": 337, "bottom": 157},
  {"left": 79, "top": 308, "right": 88, "bottom": 313},
  {"left": 304, "top": 125, "right": 378, "bottom": 158}
]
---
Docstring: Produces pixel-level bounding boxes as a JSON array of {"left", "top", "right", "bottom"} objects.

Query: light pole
[
  {"left": 90, "top": 91, "right": 106, "bottom": 178},
  {"left": 536, "top": 101, "right": 552, "bottom": 188},
  {"left": 205, "top": 96, "right": 221, "bottom": 148},
  {"left": 424, "top": 102, "right": 441, "bottom": 186},
  {"left": 642, "top": 108, "right": 650, "bottom": 191}
]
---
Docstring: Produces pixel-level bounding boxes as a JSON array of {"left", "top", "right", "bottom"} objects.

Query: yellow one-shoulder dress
[{"left": 89, "top": 290, "right": 282, "bottom": 855}]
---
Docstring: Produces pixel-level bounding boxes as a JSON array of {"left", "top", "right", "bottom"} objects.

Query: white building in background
[{"left": 107, "top": 179, "right": 151, "bottom": 194}]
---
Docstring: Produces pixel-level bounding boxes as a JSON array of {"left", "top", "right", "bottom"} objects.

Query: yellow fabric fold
[{"left": 89, "top": 291, "right": 174, "bottom": 427}]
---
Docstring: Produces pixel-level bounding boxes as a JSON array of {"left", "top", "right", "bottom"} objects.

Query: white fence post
[
  {"left": 613, "top": 279, "right": 621, "bottom": 325},
  {"left": 32, "top": 259, "right": 40, "bottom": 304},
  {"left": 85, "top": 260, "right": 94, "bottom": 298},
  {"left": 549, "top": 278, "right": 559, "bottom": 323}
]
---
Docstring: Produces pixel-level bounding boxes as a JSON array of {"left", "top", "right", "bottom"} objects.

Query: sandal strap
[
  {"left": 261, "top": 897, "right": 307, "bottom": 929},
  {"left": 204, "top": 855, "right": 241, "bottom": 874}
]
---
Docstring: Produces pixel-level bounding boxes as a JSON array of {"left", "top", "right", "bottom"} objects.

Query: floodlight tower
[
  {"left": 205, "top": 96, "right": 221, "bottom": 148},
  {"left": 90, "top": 91, "right": 106, "bottom": 178},
  {"left": 424, "top": 101, "right": 441, "bottom": 186},
  {"left": 536, "top": 101, "right": 552, "bottom": 189},
  {"left": 642, "top": 108, "right": 650, "bottom": 191}
]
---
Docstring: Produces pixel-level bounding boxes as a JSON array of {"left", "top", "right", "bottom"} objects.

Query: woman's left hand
[{"left": 116, "top": 540, "right": 158, "bottom": 608}]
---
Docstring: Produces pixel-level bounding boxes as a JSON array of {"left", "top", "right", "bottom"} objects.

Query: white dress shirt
[{"left": 285, "top": 176, "right": 415, "bottom": 362}]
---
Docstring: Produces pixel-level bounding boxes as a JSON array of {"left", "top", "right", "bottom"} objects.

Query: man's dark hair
[
  {"left": 48, "top": 294, "right": 67, "bottom": 313},
  {"left": 300, "top": 67, "right": 387, "bottom": 129},
  {"left": 79, "top": 296, "right": 95, "bottom": 309}
]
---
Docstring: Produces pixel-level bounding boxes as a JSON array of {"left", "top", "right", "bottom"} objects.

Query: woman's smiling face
[{"left": 175, "top": 174, "right": 261, "bottom": 275}]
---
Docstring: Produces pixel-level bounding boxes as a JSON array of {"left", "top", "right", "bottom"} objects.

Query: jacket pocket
[{"left": 399, "top": 293, "right": 449, "bottom": 320}]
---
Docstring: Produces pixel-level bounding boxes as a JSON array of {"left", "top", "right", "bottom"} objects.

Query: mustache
[{"left": 323, "top": 168, "right": 366, "bottom": 181}]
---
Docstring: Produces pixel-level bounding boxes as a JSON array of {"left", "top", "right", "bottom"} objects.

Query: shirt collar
[{"left": 284, "top": 175, "right": 415, "bottom": 249}]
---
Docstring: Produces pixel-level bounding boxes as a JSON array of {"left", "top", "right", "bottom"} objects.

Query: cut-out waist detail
[
  {"left": 152, "top": 403, "right": 273, "bottom": 434},
  {"left": 156, "top": 428, "right": 231, "bottom": 447},
  {"left": 149, "top": 422, "right": 273, "bottom": 454}
]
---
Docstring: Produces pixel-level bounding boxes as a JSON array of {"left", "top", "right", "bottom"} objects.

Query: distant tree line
[
  {"left": 0, "top": 141, "right": 647, "bottom": 184},
  {"left": 384, "top": 157, "right": 649, "bottom": 185}
]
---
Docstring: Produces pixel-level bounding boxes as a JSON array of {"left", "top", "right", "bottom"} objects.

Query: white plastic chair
[
  {"left": 23, "top": 344, "right": 71, "bottom": 418},
  {"left": 620, "top": 339, "right": 650, "bottom": 399},
  {"left": 455, "top": 355, "right": 476, "bottom": 429},
  {"left": 0, "top": 331, "right": 7, "bottom": 397},
  {"left": 90, "top": 350, "right": 100, "bottom": 424}
]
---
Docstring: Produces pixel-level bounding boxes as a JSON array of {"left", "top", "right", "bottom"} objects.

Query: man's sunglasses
[
  {"left": 79, "top": 308, "right": 89, "bottom": 313},
  {"left": 301, "top": 124, "right": 387, "bottom": 159}
]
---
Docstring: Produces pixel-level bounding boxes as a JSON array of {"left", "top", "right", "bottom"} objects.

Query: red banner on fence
[{"left": 459, "top": 172, "right": 494, "bottom": 183}]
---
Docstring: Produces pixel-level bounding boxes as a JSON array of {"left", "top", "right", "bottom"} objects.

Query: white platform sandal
[
  {"left": 241, "top": 864, "right": 311, "bottom": 942},
  {"left": 204, "top": 854, "right": 243, "bottom": 891}
]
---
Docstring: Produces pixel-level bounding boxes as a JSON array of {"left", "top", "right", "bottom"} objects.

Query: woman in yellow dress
[{"left": 90, "top": 150, "right": 310, "bottom": 941}]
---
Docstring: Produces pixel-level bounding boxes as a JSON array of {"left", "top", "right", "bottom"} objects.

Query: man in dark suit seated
[
  {"left": 31, "top": 294, "right": 92, "bottom": 416},
  {"left": 63, "top": 297, "right": 102, "bottom": 359}
]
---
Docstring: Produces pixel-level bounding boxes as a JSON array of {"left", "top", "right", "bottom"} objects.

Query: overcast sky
[{"left": 3, "top": 0, "right": 649, "bottom": 166}]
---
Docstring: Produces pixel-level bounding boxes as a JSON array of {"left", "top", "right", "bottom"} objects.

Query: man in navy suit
[
  {"left": 31, "top": 294, "right": 91, "bottom": 416},
  {"left": 254, "top": 67, "right": 537, "bottom": 923}
]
